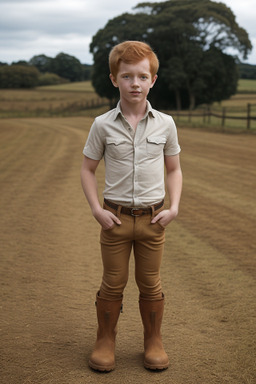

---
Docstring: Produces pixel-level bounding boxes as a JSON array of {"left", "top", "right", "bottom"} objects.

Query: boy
[{"left": 81, "top": 41, "right": 182, "bottom": 372}]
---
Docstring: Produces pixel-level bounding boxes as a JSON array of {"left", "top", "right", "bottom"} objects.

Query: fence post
[
  {"left": 207, "top": 106, "right": 211, "bottom": 124},
  {"left": 222, "top": 107, "right": 226, "bottom": 128},
  {"left": 247, "top": 103, "right": 251, "bottom": 130}
]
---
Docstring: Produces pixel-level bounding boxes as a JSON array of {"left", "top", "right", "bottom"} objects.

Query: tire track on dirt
[
  {"left": 178, "top": 128, "right": 256, "bottom": 277},
  {"left": 0, "top": 117, "right": 98, "bottom": 384}
]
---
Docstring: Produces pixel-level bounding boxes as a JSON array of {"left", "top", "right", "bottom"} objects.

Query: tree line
[
  {"left": 238, "top": 63, "right": 256, "bottom": 80},
  {"left": 0, "top": 52, "right": 92, "bottom": 89}
]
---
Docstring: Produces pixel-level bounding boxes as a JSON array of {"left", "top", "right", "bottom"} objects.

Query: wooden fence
[
  {"left": 30, "top": 99, "right": 256, "bottom": 130},
  {"left": 169, "top": 103, "right": 256, "bottom": 131},
  {"left": 58, "top": 100, "right": 256, "bottom": 131}
]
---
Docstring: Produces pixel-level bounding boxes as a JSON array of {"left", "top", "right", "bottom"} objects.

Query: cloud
[
  {"left": 0, "top": 0, "right": 255, "bottom": 65},
  {"left": 0, "top": 1, "right": 103, "bottom": 63},
  {"left": 0, "top": 1, "right": 103, "bottom": 35}
]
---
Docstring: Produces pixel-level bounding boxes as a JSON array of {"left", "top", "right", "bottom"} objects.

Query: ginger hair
[{"left": 109, "top": 41, "right": 159, "bottom": 79}]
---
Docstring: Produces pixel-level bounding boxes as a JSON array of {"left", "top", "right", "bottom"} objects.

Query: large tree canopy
[{"left": 90, "top": 0, "right": 252, "bottom": 109}]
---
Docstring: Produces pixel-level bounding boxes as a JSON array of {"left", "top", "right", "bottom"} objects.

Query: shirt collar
[
  {"left": 146, "top": 101, "right": 155, "bottom": 118},
  {"left": 113, "top": 100, "right": 155, "bottom": 120}
]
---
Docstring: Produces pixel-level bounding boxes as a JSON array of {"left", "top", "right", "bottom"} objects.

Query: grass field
[
  {"left": 169, "top": 79, "right": 256, "bottom": 131},
  {"left": 238, "top": 78, "right": 256, "bottom": 92},
  {"left": 0, "top": 79, "right": 256, "bottom": 131},
  {"left": 38, "top": 81, "right": 96, "bottom": 92},
  {"left": 1, "top": 115, "right": 255, "bottom": 384},
  {"left": 0, "top": 81, "right": 109, "bottom": 118}
]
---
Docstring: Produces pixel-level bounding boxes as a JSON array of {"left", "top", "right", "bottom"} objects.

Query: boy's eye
[{"left": 141, "top": 75, "right": 148, "bottom": 80}]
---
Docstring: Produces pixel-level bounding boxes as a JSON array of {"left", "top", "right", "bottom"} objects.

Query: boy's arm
[
  {"left": 80, "top": 155, "right": 121, "bottom": 229},
  {"left": 151, "top": 154, "right": 182, "bottom": 227}
]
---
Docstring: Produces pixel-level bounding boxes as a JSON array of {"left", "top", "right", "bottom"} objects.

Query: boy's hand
[
  {"left": 94, "top": 208, "right": 121, "bottom": 230},
  {"left": 151, "top": 207, "right": 178, "bottom": 228}
]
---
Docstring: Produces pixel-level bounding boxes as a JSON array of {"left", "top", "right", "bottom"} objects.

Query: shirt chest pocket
[
  {"left": 106, "top": 137, "right": 129, "bottom": 159},
  {"left": 146, "top": 136, "right": 167, "bottom": 157}
]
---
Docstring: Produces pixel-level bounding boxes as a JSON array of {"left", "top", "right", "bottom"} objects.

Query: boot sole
[
  {"left": 144, "top": 361, "right": 169, "bottom": 371},
  {"left": 89, "top": 360, "right": 115, "bottom": 372}
]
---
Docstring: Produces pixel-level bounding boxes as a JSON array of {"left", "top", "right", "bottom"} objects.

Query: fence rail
[{"left": 168, "top": 103, "right": 256, "bottom": 130}]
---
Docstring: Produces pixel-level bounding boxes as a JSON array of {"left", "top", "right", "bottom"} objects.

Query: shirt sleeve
[
  {"left": 82, "top": 119, "right": 105, "bottom": 160},
  {"left": 164, "top": 116, "right": 181, "bottom": 156}
]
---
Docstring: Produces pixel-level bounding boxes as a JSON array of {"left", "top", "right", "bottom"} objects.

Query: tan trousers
[{"left": 99, "top": 202, "right": 166, "bottom": 300}]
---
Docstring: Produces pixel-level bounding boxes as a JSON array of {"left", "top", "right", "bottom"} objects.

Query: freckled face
[{"left": 110, "top": 58, "right": 157, "bottom": 104}]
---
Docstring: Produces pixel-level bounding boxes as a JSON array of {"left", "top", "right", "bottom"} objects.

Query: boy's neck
[
  {"left": 120, "top": 99, "right": 147, "bottom": 122},
  {"left": 120, "top": 100, "right": 147, "bottom": 131}
]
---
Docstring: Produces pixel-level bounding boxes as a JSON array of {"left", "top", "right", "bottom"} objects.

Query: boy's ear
[
  {"left": 109, "top": 74, "right": 118, "bottom": 88},
  {"left": 150, "top": 74, "right": 158, "bottom": 89}
]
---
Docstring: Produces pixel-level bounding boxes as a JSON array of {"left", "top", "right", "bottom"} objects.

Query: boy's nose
[{"left": 131, "top": 77, "right": 139, "bottom": 86}]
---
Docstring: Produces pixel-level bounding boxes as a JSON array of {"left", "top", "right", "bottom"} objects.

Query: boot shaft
[
  {"left": 95, "top": 292, "right": 123, "bottom": 340},
  {"left": 139, "top": 294, "right": 169, "bottom": 370},
  {"left": 89, "top": 292, "right": 123, "bottom": 372},
  {"left": 139, "top": 295, "right": 164, "bottom": 338}
]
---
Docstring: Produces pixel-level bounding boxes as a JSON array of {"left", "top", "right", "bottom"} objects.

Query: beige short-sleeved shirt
[{"left": 83, "top": 101, "right": 181, "bottom": 207}]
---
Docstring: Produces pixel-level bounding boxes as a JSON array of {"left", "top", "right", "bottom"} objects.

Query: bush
[
  {"left": 0, "top": 65, "right": 40, "bottom": 88},
  {"left": 38, "top": 72, "right": 69, "bottom": 86}
]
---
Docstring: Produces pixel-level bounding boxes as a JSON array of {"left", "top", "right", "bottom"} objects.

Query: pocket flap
[
  {"left": 147, "top": 136, "right": 167, "bottom": 145},
  {"left": 106, "top": 137, "right": 127, "bottom": 146}
]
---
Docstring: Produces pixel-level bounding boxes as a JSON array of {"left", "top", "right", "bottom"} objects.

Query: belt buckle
[{"left": 131, "top": 208, "right": 142, "bottom": 217}]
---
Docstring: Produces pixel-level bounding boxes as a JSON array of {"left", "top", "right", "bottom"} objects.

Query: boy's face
[{"left": 110, "top": 58, "right": 157, "bottom": 105}]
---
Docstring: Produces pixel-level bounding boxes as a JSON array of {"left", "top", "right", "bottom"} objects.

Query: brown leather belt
[{"left": 104, "top": 199, "right": 164, "bottom": 217}]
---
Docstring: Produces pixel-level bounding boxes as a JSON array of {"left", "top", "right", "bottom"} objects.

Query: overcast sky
[{"left": 1, "top": 0, "right": 255, "bottom": 65}]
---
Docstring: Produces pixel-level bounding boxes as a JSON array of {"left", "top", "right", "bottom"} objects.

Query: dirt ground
[{"left": 1, "top": 116, "right": 256, "bottom": 384}]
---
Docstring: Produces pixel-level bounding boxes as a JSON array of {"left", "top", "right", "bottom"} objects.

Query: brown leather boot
[
  {"left": 139, "top": 294, "right": 169, "bottom": 370},
  {"left": 89, "top": 292, "right": 123, "bottom": 372}
]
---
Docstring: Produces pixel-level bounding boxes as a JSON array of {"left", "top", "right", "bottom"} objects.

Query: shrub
[
  {"left": 38, "top": 72, "right": 69, "bottom": 86},
  {"left": 0, "top": 65, "right": 40, "bottom": 88}
]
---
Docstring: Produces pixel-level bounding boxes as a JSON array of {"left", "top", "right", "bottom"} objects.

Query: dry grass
[
  {"left": 168, "top": 93, "right": 256, "bottom": 131},
  {"left": 238, "top": 78, "right": 256, "bottom": 92},
  {"left": 1, "top": 79, "right": 256, "bottom": 127},
  {"left": 0, "top": 116, "right": 255, "bottom": 384},
  {"left": 0, "top": 81, "right": 108, "bottom": 117}
]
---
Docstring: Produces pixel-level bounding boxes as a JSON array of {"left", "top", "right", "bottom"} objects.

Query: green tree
[
  {"left": 11, "top": 60, "right": 29, "bottom": 66},
  {"left": 29, "top": 54, "right": 53, "bottom": 73},
  {"left": 194, "top": 47, "right": 239, "bottom": 105},
  {"left": 90, "top": 0, "right": 252, "bottom": 109},
  {"left": 50, "top": 52, "right": 84, "bottom": 82},
  {"left": 82, "top": 64, "right": 92, "bottom": 80}
]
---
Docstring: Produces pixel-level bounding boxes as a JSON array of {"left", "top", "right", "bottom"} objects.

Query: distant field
[
  {"left": 38, "top": 81, "right": 96, "bottom": 92},
  {"left": 170, "top": 79, "right": 256, "bottom": 131},
  {"left": 0, "top": 79, "right": 256, "bottom": 130},
  {"left": 0, "top": 81, "right": 108, "bottom": 118},
  {"left": 238, "top": 78, "right": 256, "bottom": 92}
]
